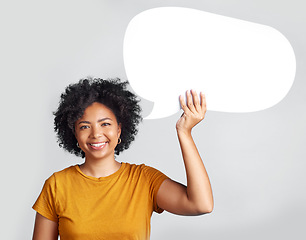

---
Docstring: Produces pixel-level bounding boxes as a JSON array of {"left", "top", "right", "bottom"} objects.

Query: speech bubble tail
[{"left": 144, "top": 100, "right": 180, "bottom": 120}]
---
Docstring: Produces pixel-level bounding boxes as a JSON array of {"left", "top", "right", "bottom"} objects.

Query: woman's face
[{"left": 74, "top": 102, "right": 121, "bottom": 161}]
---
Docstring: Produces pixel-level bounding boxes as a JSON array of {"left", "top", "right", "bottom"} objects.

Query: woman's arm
[
  {"left": 32, "top": 213, "right": 58, "bottom": 240},
  {"left": 156, "top": 90, "right": 213, "bottom": 215}
]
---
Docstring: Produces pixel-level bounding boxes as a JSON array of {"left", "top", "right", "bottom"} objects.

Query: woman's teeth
[{"left": 90, "top": 143, "right": 106, "bottom": 147}]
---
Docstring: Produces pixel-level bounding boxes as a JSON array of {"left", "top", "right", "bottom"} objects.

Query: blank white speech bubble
[{"left": 123, "top": 7, "right": 296, "bottom": 119}]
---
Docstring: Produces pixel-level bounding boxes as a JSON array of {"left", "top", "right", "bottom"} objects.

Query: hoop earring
[
  {"left": 118, "top": 138, "right": 121, "bottom": 144},
  {"left": 77, "top": 142, "right": 80, "bottom": 148}
]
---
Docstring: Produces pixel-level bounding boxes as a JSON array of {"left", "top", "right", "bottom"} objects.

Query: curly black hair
[{"left": 54, "top": 77, "right": 142, "bottom": 157}]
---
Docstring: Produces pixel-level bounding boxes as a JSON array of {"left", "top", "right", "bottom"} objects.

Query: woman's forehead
[{"left": 80, "top": 102, "right": 117, "bottom": 121}]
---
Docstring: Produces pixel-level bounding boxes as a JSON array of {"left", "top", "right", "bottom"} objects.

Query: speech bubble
[{"left": 123, "top": 7, "right": 296, "bottom": 119}]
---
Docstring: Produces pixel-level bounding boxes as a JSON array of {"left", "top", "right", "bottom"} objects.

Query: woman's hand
[{"left": 176, "top": 90, "right": 207, "bottom": 134}]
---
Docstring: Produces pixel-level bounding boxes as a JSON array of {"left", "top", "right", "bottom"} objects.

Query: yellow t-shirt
[{"left": 33, "top": 162, "right": 169, "bottom": 240}]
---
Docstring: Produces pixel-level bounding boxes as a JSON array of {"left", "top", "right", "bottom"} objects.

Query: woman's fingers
[
  {"left": 191, "top": 90, "right": 202, "bottom": 113},
  {"left": 200, "top": 92, "right": 207, "bottom": 114},
  {"left": 180, "top": 90, "right": 206, "bottom": 117},
  {"left": 186, "top": 90, "right": 196, "bottom": 113},
  {"left": 179, "top": 94, "right": 189, "bottom": 114},
  {"left": 177, "top": 90, "right": 207, "bottom": 131}
]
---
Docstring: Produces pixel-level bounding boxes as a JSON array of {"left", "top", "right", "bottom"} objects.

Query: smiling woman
[{"left": 32, "top": 77, "right": 213, "bottom": 240}]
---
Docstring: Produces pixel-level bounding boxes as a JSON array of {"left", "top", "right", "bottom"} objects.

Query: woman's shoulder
[
  {"left": 124, "top": 162, "right": 150, "bottom": 171},
  {"left": 54, "top": 165, "right": 77, "bottom": 175},
  {"left": 46, "top": 165, "right": 78, "bottom": 182},
  {"left": 123, "top": 162, "right": 166, "bottom": 177}
]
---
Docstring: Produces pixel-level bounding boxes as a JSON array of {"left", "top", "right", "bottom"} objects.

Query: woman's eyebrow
[
  {"left": 98, "top": 118, "right": 112, "bottom": 122},
  {"left": 78, "top": 120, "right": 91, "bottom": 125},
  {"left": 78, "top": 118, "right": 113, "bottom": 125}
]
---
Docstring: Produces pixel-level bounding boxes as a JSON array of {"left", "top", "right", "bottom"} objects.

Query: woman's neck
[{"left": 79, "top": 157, "right": 121, "bottom": 178}]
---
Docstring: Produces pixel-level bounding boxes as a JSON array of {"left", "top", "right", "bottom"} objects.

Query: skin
[
  {"left": 32, "top": 213, "right": 58, "bottom": 240},
  {"left": 32, "top": 90, "right": 213, "bottom": 239}
]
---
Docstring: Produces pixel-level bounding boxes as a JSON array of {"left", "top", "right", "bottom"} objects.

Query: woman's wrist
[{"left": 176, "top": 127, "right": 192, "bottom": 138}]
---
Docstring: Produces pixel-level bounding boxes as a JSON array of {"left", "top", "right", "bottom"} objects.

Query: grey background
[{"left": 1, "top": 0, "right": 305, "bottom": 239}]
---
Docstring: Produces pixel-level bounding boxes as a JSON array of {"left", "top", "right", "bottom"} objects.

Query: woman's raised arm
[{"left": 156, "top": 90, "right": 213, "bottom": 215}]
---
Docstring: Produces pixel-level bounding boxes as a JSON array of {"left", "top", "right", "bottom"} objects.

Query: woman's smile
[{"left": 88, "top": 142, "right": 107, "bottom": 150}]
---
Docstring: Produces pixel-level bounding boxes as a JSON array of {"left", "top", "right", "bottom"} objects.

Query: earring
[
  {"left": 77, "top": 142, "right": 80, "bottom": 148},
  {"left": 118, "top": 138, "right": 121, "bottom": 144}
]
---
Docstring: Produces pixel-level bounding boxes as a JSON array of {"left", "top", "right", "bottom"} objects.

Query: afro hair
[{"left": 54, "top": 77, "right": 142, "bottom": 157}]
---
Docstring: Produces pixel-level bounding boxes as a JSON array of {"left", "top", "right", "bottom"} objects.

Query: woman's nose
[{"left": 91, "top": 126, "right": 102, "bottom": 138}]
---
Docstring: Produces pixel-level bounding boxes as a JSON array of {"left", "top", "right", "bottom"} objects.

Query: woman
[{"left": 32, "top": 77, "right": 213, "bottom": 240}]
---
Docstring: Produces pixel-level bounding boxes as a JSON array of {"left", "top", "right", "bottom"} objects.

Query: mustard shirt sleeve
[
  {"left": 142, "top": 165, "right": 169, "bottom": 213},
  {"left": 32, "top": 174, "right": 58, "bottom": 222}
]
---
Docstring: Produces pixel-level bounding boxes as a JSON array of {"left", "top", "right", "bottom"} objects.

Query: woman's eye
[
  {"left": 80, "top": 125, "right": 89, "bottom": 130},
  {"left": 101, "top": 123, "right": 110, "bottom": 126}
]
